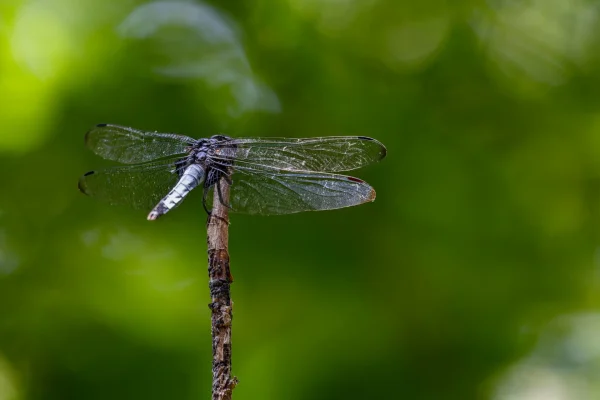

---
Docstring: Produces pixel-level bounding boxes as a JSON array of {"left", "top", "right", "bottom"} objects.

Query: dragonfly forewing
[
  {"left": 85, "top": 124, "right": 196, "bottom": 164},
  {"left": 210, "top": 136, "right": 386, "bottom": 173}
]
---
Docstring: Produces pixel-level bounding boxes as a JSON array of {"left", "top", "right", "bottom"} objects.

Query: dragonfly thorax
[{"left": 188, "top": 135, "right": 233, "bottom": 165}]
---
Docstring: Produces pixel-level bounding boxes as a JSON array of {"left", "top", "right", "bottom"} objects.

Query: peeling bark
[{"left": 207, "top": 179, "right": 237, "bottom": 400}]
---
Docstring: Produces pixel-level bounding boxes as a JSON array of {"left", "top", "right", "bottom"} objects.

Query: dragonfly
[{"left": 78, "top": 124, "right": 387, "bottom": 220}]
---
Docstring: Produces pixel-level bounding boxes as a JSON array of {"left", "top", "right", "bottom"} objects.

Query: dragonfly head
[{"left": 210, "top": 134, "right": 231, "bottom": 142}]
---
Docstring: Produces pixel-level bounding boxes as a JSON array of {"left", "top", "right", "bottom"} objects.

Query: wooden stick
[{"left": 206, "top": 179, "right": 237, "bottom": 400}]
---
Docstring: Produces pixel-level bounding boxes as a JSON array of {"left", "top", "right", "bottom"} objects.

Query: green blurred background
[{"left": 2, "top": 0, "right": 600, "bottom": 399}]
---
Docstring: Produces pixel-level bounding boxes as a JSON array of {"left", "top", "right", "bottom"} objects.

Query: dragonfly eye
[{"left": 211, "top": 134, "right": 230, "bottom": 141}]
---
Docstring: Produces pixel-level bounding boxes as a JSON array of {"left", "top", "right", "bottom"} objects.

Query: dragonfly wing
[
  {"left": 225, "top": 166, "right": 376, "bottom": 215},
  {"left": 211, "top": 136, "right": 386, "bottom": 173},
  {"left": 78, "top": 156, "right": 188, "bottom": 210},
  {"left": 85, "top": 124, "right": 196, "bottom": 164}
]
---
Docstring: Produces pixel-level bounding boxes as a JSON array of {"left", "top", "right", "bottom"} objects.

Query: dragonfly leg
[
  {"left": 202, "top": 186, "right": 212, "bottom": 215},
  {"left": 216, "top": 179, "right": 233, "bottom": 210},
  {"left": 212, "top": 163, "right": 232, "bottom": 181}
]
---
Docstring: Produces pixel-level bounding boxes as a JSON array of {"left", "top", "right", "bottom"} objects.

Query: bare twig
[{"left": 206, "top": 179, "right": 237, "bottom": 400}]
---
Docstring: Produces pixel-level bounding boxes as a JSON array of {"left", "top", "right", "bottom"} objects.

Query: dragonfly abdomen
[{"left": 147, "top": 164, "right": 205, "bottom": 221}]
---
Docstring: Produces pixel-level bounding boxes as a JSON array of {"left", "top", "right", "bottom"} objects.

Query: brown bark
[{"left": 206, "top": 179, "right": 237, "bottom": 400}]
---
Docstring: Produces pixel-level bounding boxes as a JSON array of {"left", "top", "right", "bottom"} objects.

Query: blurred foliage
[{"left": 1, "top": 0, "right": 600, "bottom": 399}]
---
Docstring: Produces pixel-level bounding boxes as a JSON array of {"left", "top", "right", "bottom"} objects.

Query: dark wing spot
[
  {"left": 78, "top": 172, "right": 95, "bottom": 195},
  {"left": 96, "top": 123, "right": 108, "bottom": 127},
  {"left": 347, "top": 176, "right": 364, "bottom": 183},
  {"left": 358, "top": 136, "right": 387, "bottom": 159}
]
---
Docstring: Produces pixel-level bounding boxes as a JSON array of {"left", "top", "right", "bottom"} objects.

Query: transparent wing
[
  {"left": 210, "top": 136, "right": 386, "bottom": 173},
  {"left": 85, "top": 124, "right": 196, "bottom": 164},
  {"left": 78, "top": 156, "right": 187, "bottom": 210},
  {"left": 226, "top": 167, "right": 376, "bottom": 215}
]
